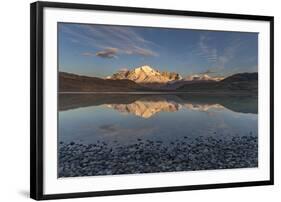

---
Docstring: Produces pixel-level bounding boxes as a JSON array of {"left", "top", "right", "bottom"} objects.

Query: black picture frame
[{"left": 30, "top": 1, "right": 274, "bottom": 200}]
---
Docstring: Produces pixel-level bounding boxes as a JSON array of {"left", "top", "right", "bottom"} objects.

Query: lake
[{"left": 58, "top": 93, "right": 258, "bottom": 177}]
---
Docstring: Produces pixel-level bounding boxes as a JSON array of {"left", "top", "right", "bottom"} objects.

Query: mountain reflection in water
[
  {"left": 106, "top": 102, "right": 226, "bottom": 118},
  {"left": 59, "top": 93, "right": 258, "bottom": 118}
]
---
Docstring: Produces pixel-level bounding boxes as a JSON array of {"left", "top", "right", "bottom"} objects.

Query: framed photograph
[{"left": 30, "top": 1, "right": 274, "bottom": 200}]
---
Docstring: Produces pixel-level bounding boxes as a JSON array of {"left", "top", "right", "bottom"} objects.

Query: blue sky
[{"left": 58, "top": 23, "right": 258, "bottom": 78}]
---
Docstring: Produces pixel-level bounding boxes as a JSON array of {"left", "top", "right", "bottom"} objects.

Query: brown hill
[
  {"left": 59, "top": 72, "right": 147, "bottom": 92},
  {"left": 177, "top": 72, "right": 258, "bottom": 94}
]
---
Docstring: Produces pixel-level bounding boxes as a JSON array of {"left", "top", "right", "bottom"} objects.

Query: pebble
[{"left": 59, "top": 136, "right": 258, "bottom": 177}]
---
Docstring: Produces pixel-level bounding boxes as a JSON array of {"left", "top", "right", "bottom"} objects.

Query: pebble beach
[{"left": 59, "top": 135, "right": 258, "bottom": 177}]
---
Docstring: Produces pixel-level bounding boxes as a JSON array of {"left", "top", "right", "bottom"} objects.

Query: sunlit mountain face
[
  {"left": 107, "top": 65, "right": 223, "bottom": 86},
  {"left": 107, "top": 65, "right": 182, "bottom": 88}
]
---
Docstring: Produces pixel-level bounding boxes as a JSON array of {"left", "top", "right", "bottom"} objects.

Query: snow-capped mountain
[
  {"left": 165, "top": 74, "right": 224, "bottom": 90},
  {"left": 108, "top": 65, "right": 224, "bottom": 88},
  {"left": 108, "top": 65, "right": 182, "bottom": 84},
  {"left": 185, "top": 74, "right": 224, "bottom": 82}
]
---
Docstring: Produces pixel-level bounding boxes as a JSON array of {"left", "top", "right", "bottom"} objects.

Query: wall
[{"left": 0, "top": 0, "right": 279, "bottom": 201}]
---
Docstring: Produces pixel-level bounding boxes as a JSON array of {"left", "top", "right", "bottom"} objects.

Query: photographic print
[
  {"left": 58, "top": 23, "right": 259, "bottom": 178},
  {"left": 30, "top": 2, "right": 273, "bottom": 199}
]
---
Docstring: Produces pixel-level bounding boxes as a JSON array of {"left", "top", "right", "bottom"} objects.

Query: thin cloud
[
  {"left": 199, "top": 69, "right": 217, "bottom": 74},
  {"left": 194, "top": 34, "right": 245, "bottom": 74},
  {"left": 81, "top": 52, "right": 95, "bottom": 56},
  {"left": 118, "top": 68, "right": 129, "bottom": 72},
  {"left": 129, "top": 46, "right": 158, "bottom": 57},
  {"left": 61, "top": 24, "right": 159, "bottom": 58},
  {"left": 96, "top": 47, "right": 118, "bottom": 59},
  {"left": 197, "top": 35, "right": 218, "bottom": 63}
]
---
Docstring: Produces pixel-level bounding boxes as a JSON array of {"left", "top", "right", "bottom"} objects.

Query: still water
[
  {"left": 58, "top": 93, "right": 258, "bottom": 177},
  {"left": 58, "top": 93, "right": 258, "bottom": 145}
]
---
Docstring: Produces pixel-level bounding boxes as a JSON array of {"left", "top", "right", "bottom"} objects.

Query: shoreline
[{"left": 59, "top": 135, "right": 258, "bottom": 177}]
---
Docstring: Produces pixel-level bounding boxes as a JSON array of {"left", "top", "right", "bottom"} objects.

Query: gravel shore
[{"left": 59, "top": 136, "right": 258, "bottom": 177}]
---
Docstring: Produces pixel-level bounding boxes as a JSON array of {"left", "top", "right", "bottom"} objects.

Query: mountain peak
[
  {"left": 109, "top": 65, "right": 182, "bottom": 85},
  {"left": 133, "top": 65, "right": 160, "bottom": 77},
  {"left": 135, "top": 65, "right": 155, "bottom": 72}
]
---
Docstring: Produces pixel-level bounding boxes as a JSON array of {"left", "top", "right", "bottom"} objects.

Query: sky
[{"left": 58, "top": 22, "right": 258, "bottom": 78}]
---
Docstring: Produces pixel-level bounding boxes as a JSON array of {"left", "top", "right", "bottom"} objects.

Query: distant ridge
[
  {"left": 59, "top": 72, "right": 147, "bottom": 92},
  {"left": 178, "top": 72, "right": 258, "bottom": 94},
  {"left": 59, "top": 70, "right": 258, "bottom": 94},
  {"left": 221, "top": 72, "right": 258, "bottom": 83}
]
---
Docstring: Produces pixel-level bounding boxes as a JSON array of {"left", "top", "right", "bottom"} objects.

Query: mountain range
[
  {"left": 108, "top": 65, "right": 182, "bottom": 86},
  {"left": 59, "top": 65, "right": 257, "bottom": 94}
]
